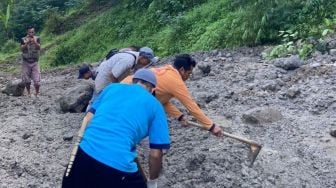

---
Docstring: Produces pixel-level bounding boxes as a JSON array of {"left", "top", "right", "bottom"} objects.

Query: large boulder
[
  {"left": 1, "top": 79, "right": 25, "bottom": 96},
  {"left": 273, "top": 55, "right": 304, "bottom": 70},
  {"left": 191, "top": 61, "right": 212, "bottom": 80},
  {"left": 242, "top": 107, "right": 283, "bottom": 125},
  {"left": 58, "top": 82, "right": 94, "bottom": 113}
]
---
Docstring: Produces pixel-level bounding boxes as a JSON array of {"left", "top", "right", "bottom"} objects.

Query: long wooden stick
[
  {"left": 187, "top": 121, "right": 260, "bottom": 146},
  {"left": 65, "top": 115, "right": 90, "bottom": 177}
]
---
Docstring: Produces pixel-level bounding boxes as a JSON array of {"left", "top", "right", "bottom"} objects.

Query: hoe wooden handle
[
  {"left": 187, "top": 121, "right": 261, "bottom": 147},
  {"left": 65, "top": 115, "right": 90, "bottom": 177}
]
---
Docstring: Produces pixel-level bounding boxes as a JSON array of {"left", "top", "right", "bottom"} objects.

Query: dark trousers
[{"left": 62, "top": 147, "right": 146, "bottom": 188}]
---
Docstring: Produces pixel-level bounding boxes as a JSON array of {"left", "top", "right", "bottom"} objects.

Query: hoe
[{"left": 188, "top": 121, "right": 262, "bottom": 166}]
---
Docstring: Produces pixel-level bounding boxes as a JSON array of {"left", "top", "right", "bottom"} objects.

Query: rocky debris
[
  {"left": 191, "top": 61, "right": 212, "bottom": 80},
  {"left": 329, "top": 49, "right": 336, "bottom": 56},
  {"left": 195, "top": 91, "right": 219, "bottom": 104},
  {"left": 63, "top": 133, "right": 74, "bottom": 141},
  {"left": 286, "top": 85, "right": 301, "bottom": 99},
  {"left": 1, "top": 46, "right": 336, "bottom": 187},
  {"left": 58, "top": 82, "right": 93, "bottom": 113},
  {"left": 260, "top": 80, "right": 278, "bottom": 91},
  {"left": 1, "top": 79, "right": 25, "bottom": 96},
  {"left": 186, "top": 154, "right": 206, "bottom": 171},
  {"left": 197, "top": 61, "right": 211, "bottom": 75},
  {"left": 273, "top": 55, "right": 305, "bottom": 70},
  {"left": 242, "top": 107, "right": 283, "bottom": 125},
  {"left": 22, "top": 133, "right": 33, "bottom": 140}
]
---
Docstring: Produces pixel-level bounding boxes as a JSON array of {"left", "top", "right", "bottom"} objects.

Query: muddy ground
[{"left": 0, "top": 47, "right": 335, "bottom": 188}]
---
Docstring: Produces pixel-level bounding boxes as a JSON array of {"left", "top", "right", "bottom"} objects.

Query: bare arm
[
  {"left": 148, "top": 148, "right": 163, "bottom": 180},
  {"left": 169, "top": 81, "right": 223, "bottom": 136},
  {"left": 163, "top": 101, "right": 183, "bottom": 118},
  {"left": 170, "top": 81, "right": 213, "bottom": 129}
]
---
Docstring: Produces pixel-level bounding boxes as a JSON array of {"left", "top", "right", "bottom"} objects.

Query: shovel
[{"left": 187, "top": 121, "right": 262, "bottom": 166}]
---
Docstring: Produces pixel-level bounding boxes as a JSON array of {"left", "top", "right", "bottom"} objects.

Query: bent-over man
[
  {"left": 124, "top": 54, "right": 223, "bottom": 137},
  {"left": 62, "top": 69, "right": 170, "bottom": 188}
]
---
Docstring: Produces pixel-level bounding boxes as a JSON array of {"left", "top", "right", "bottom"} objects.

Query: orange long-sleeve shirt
[{"left": 123, "top": 65, "right": 213, "bottom": 129}]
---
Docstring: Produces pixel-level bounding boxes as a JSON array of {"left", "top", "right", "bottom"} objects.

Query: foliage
[
  {"left": 4, "top": 0, "right": 83, "bottom": 40},
  {"left": 0, "top": 0, "right": 14, "bottom": 40},
  {"left": 0, "top": 39, "right": 18, "bottom": 53},
  {"left": 266, "top": 16, "right": 336, "bottom": 59},
  {"left": 1, "top": 0, "right": 336, "bottom": 67}
]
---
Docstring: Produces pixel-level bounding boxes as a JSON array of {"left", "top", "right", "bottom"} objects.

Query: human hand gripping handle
[
  {"left": 177, "top": 114, "right": 189, "bottom": 127},
  {"left": 208, "top": 123, "right": 223, "bottom": 137}
]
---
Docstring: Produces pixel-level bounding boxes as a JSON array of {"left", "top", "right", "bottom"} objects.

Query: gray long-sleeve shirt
[{"left": 94, "top": 51, "right": 138, "bottom": 93}]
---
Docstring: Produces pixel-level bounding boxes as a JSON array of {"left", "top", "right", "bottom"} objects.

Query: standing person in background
[
  {"left": 20, "top": 26, "right": 41, "bottom": 97},
  {"left": 62, "top": 69, "right": 170, "bottom": 188}
]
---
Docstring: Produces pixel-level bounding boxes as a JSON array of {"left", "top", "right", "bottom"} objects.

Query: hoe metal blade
[{"left": 248, "top": 144, "right": 262, "bottom": 167}]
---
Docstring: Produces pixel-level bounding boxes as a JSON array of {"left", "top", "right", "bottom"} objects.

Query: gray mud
[{"left": 0, "top": 47, "right": 335, "bottom": 187}]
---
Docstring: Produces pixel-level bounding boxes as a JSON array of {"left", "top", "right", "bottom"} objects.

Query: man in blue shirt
[{"left": 62, "top": 69, "right": 170, "bottom": 188}]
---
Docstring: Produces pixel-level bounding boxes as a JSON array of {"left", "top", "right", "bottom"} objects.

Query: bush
[
  {"left": 43, "top": 10, "right": 67, "bottom": 34},
  {"left": 1, "top": 39, "right": 19, "bottom": 54},
  {"left": 53, "top": 43, "right": 80, "bottom": 66}
]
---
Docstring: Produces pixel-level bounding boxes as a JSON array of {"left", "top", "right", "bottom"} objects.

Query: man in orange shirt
[{"left": 124, "top": 54, "right": 223, "bottom": 136}]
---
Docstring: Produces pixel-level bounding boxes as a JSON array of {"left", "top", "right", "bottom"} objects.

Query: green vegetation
[{"left": 1, "top": 0, "right": 336, "bottom": 69}]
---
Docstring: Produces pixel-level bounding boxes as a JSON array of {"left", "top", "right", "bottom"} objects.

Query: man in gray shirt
[{"left": 94, "top": 46, "right": 157, "bottom": 93}]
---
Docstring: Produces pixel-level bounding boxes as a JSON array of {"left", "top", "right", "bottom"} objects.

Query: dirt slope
[{"left": 0, "top": 47, "right": 335, "bottom": 187}]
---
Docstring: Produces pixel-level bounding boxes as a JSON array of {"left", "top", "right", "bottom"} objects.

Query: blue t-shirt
[{"left": 80, "top": 83, "right": 170, "bottom": 173}]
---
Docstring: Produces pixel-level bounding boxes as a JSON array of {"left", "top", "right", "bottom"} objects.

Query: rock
[
  {"left": 255, "top": 69, "right": 278, "bottom": 80},
  {"left": 286, "top": 86, "right": 301, "bottom": 98},
  {"left": 1, "top": 79, "right": 25, "bottom": 96},
  {"left": 186, "top": 154, "right": 206, "bottom": 171},
  {"left": 63, "top": 134, "right": 74, "bottom": 141},
  {"left": 197, "top": 61, "right": 211, "bottom": 75},
  {"left": 58, "top": 82, "right": 94, "bottom": 113},
  {"left": 46, "top": 136, "right": 54, "bottom": 142},
  {"left": 22, "top": 133, "right": 33, "bottom": 140},
  {"left": 273, "top": 55, "right": 305, "bottom": 70},
  {"left": 261, "top": 80, "right": 277, "bottom": 91},
  {"left": 310, "top": 63, "right": 321, "bottom": 68},
  {"left": 196, "top": 92, "right": 219, "bottom": 104},
  {"left": 191, "top": 61, "right": 212, "bottom": 80},
  {"left": 190, "top": 68, "right": 204, "bottom": 80},
  {"left": 242, "top": 107, "right": 283, "bottom": 124},
  {"left": 330, "top": 49, "right": 336, "bottom": 56},
  {"left": 327, "top": 39, "right": 336, "bottom": 50},
  {"left": 17, "top": 112, "right": 27, "bottom": 116}
]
